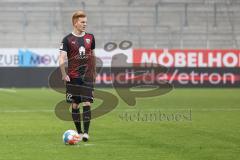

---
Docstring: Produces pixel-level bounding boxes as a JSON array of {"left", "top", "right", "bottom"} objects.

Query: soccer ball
[{"left": 62, "top": 130, "right": 81, "bottom": 145}]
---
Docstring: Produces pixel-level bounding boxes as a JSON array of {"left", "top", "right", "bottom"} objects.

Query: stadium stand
[{"left": 0, "top": 0, "right": 239, "bottom": 48}]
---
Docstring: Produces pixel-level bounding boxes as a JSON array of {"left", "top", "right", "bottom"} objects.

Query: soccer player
[{"left": 59, "top": 10, "right": 96, "bottom": 142}]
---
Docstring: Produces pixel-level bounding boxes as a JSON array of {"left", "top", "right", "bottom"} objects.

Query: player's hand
[{"left": 62, "top": 75, "right": 70, "bottom": 82}]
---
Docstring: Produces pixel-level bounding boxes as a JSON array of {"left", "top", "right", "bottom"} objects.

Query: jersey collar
[{"left": 72, "top": 31, "right": 85, "bottom": 37}]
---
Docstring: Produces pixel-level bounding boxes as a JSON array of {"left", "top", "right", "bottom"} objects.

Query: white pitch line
[
  {"left": 0, "top": 109, "right": 54, "bottom": 113},
  {"left": 0, "top": 108, "right": 240, "bottom": 113},
  {"left": 71, "top": 143, "right": 95, "bottom": 147},
  {"left": 115, "top": 108, "right": 240, "bottom": 112},
  {"left": 83, "top": 143, "right": 95, "bottom": 146},
  {"left": 0, "top": 88, "right": 17, "bottom": 93}
]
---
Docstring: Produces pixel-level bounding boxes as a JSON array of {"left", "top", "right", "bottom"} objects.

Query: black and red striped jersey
[{"left": 60, "top": 32, "right": 95, "bottom": 79}]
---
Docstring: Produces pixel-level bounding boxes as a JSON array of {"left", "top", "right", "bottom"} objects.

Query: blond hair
[{"left": 72, "top": 10, "right": 86, "bottom": 26}]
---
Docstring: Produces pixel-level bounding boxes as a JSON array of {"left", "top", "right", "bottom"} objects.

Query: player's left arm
[
  {"left": 92, "top": 49, "right": 96, "bottom": 82},
  {"left": 91, "top": 35, "right": 96, "bottom": 82}
]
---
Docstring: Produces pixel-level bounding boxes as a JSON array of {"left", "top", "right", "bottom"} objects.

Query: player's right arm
[
  {"left": 59, "top": 37, "right": 70, "bottom": 82},
  {"left": 59, "top": 51, "right": 70, "bottom": 82}
]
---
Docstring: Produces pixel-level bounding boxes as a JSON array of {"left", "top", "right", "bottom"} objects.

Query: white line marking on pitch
[
  {"left": 0, "top": 88, "right": 17, "bottom": 93},
  {"left": 0, "top": 108, "right": 240, "bottom": 113},
  {"left": 0, "top": 109, "right": 54, "bottom": 113},
  {"left": 73, "top": 143, "right": 95, "bottom": 147},
  {"left": 83, "top": 143, "right": 95, "bottom": 146}
]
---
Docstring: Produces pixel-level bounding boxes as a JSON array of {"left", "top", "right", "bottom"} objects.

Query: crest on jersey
[{"left": 85, "top": 38, "right": 91, "bottom": 44}]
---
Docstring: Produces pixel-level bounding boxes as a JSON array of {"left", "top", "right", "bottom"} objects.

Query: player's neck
[{"left": 72, "top": 30, "right": 85, "bottom": 37}]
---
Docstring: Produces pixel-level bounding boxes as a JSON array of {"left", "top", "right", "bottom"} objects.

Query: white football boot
[{"left": 82, "top": 133, "right": 89, "bottom": 142}]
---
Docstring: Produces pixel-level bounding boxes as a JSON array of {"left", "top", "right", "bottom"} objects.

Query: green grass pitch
[{"left": 0, "top": 88, "right": 239, "bottom": 160}]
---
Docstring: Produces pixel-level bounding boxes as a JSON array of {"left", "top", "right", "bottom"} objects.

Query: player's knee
[
  {"left": 72, "top": 103, "right": 79, "bottom": 109},
  {"left": 83, "top": 102, "right": 91, "bottom": 106}
]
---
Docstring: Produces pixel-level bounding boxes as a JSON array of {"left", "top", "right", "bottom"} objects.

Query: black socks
[
  {"left": 72, "top": 108, "right": 82, "bottom": 134},
  {"left": 83, "top": 106, "right": 91, "bottom": 134},
  {"left": 72, "top": 106, "right": 91, "bottom": 134}
]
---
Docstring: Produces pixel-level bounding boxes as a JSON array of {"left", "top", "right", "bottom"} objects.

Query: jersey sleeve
[
  {"left": 60, "top": 37, "right": 69, "bottom": 53},
  {"left": 91, "top": 35, "right": 95, "bottom": 50}
]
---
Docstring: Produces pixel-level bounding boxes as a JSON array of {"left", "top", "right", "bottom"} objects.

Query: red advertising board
[{"left": 133, "top": 49, "right": 240, "bottom": 68}]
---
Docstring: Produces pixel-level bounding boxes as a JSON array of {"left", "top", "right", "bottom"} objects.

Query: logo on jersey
[
  {"left": 79, "top": 46, "right": 86, "bottom": 59},
  {"left": 86, "top": 39, "right": 91, "bottom": 44}
]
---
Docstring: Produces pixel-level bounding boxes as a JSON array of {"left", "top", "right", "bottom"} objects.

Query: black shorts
[{"left": 66, "top": 78, "right": 94, "bottom": 104}]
